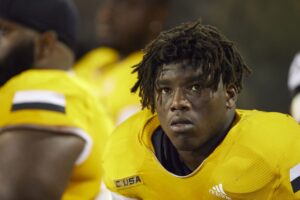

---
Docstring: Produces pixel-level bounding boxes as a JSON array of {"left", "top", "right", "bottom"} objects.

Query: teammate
[
  {"left": 102, "top": 21, "right": 300, "bottom": 199},
  {"left": 0, "top": 0, "right": 112, "bottom": 199},
  {"left": 288, "top": 52, "right": 300, "bottom": 123},
  {"left": 75, "top": 0, "right": 169, "bottom": 125}
]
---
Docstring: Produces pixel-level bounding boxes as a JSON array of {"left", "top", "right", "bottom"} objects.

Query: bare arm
[{"left": 0, "top": 128, "right": 85, "bottom": 200}]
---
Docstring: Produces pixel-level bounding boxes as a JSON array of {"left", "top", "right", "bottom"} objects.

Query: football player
[
  {"left": 0, "top": 0, "right": 112, "bottom": 199},
  {"left": 103, "top": 21, "right": 300, "bottom": 200}
]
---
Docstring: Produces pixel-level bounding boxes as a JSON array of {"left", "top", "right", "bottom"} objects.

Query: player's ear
[
  {"left": 225, "top": 84, "right": 237, "bottom": 109},
  {"left": 36, "top": 31, "right": 57, "bottom": 59}
]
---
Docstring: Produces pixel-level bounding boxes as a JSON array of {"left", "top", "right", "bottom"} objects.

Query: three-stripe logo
[{"left": 209, "top": 183, "right": 231, "bottom": 200}]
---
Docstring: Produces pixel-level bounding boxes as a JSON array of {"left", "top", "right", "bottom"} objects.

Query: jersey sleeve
[
  {"left": 273, "top": 122, "right": 300, "bottom": 199},
  {"left": 3, "top": 90, "right": 87, "bottom": 129},
  {"left": 1, "top": 89, "right": 112, "bottom": 165}
]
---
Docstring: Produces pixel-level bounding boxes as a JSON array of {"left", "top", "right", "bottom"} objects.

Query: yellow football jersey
[
  {"left": 74, "top": 47, "right": 142, "bottom": 125},
  {"left": 103, "top": 109, "right": 300, "bottom": 200},
  {"left": 0, "top": 69, "right": 113, "bottom": 200}
]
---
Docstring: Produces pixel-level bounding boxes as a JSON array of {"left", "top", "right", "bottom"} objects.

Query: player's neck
[
  {"left": 178, "top": 112, "right": 236, "bottom": 171},
  {"left": 177, "top": 137, "right": 224, "bottom": 171},
  {"left": 178, "top": 150, "right": 206, "bottom": 171}
]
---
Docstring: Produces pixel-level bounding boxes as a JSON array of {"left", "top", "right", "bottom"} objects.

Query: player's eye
[
  {"left": 190, "top": 84, "right": 201, "bottom": 92},
  {"left": 161, "top": 87, "right": 171, "bottom": 94}
]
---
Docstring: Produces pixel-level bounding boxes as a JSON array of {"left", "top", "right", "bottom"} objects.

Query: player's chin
[{"left": 172, "top": 137, "right": 200, "bottom": 152}]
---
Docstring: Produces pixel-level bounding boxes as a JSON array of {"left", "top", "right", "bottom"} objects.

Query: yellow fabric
[
  {"left": 103, "top": 109, "right": 300, "bottom": 200},
  {"left": 0, "top": 69, "right": 113, "bottom": 200},
  {"left": 74, "top": 47, "right": 142, "bottom": 125}
]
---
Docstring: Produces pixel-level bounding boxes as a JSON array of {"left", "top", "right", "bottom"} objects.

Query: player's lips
[{"left": 170, "top": 118, "right": 194, "bottom": 132}]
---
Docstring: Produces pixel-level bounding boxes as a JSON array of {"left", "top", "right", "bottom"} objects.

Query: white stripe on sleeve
[
  {"left": 13, "top": 90, "right": 65, "bottom": 106},
  {"left": 290, "top": 163, "right": 300, "bottom": 182}
]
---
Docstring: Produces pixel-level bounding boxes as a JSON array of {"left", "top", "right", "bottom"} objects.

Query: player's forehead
[
  {"left": 156, "top": 61, "right": 204, "bottom": 84},
  {"left": 159, "top": 61, "right": 203, "bottom": 76}
]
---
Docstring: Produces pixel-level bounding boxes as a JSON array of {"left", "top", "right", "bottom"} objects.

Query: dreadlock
[{"left": 131, "top": 21, "right": 251, "bottom": 112}]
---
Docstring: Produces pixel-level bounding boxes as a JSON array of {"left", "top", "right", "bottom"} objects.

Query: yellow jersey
[
  {"left": 103, "top": 109, "right": 300, "bottom": 200},
  {"left": 74, "top": 47, "right": 142, "bottom": 125},
  {"left": 0, "top": 69, "right": 113, "bottom": 200}
]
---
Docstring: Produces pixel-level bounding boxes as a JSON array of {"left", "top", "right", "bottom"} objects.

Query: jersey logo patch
[
  {"left": 290, "top": 163, "right": 300, "bottom": 193},
  {"left": 11, "top": 90, "right": 66, "bottom": 113},
  {"left": 114, "top": 175, "right": 143, "bottom": 189},
  {"left": 209, "top": 183, "right": 231, "bottom": 200}
]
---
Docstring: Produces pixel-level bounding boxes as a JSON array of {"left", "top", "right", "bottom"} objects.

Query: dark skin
[
  {"left": 96, "top": 0, "right": 168, "bottom": 58},
  {"left": 0, "top": 19, "right": 83, "bottom": 200},
  {"left": 0, "top": 129, "right": 84, "bottom": 200},
  {"left": 155, "top": 62, "right": 237, "bottom": 171},
  {"left": 0, "top": 19, "right": 35, "bottom": 86},
  {"left": 0, "top": 19, "right": 74, "bottom": 86}
]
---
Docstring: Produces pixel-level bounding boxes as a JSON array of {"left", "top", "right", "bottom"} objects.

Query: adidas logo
[{"left": 209, "top": 184, "right": 231, "bottom": 200}]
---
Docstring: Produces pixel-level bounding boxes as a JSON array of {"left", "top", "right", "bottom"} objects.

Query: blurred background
[{"left": 73, "top": 0, "right": 300, "bottom": 114}]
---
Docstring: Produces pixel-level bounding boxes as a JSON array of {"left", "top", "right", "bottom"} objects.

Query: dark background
[{"left": 73, "top": 0, "right": 300, "bottom": 114}]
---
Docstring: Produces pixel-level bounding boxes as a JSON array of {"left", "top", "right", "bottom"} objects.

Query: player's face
[
  {"left": 96, "top": 0, "right": 158, "bottom": 54},
  {"left": 0, "top": 19, "right": 36, "bottom": 86},
  {"left": 155, "top": 62, "right": 235, "bottom": 152}
]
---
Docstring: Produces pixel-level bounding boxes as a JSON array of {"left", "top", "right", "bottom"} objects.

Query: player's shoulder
[
  {"left": 236, "top": 109, "right": 300, "bottom": 149},
  {"left": 238, "top": 109, "right": 299, "bottom": 130},
  {"left": 81, "top": 47, "right": 118, "bottom": 60},
  {"left": 7, "top": 69, "right": 95, "bottom": 97},
  {"left": 103, "top": 109, "right": 155, "bottom": 172},
  {"left": 0, "top": 69, "right": 103, "bottom": 121},
  {"left": 107, "top": 109, "right": 155, "bottom": 146},
  {"left": 74, "top": 47, "right": 119, "bottom": 70},
  {"left": 121, "top": 51, "right": 143, "bottom": 65}
]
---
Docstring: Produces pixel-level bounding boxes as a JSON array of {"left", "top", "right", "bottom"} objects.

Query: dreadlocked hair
[{"left": 131, "top": 21, "right": 251, "bottom": 112}]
